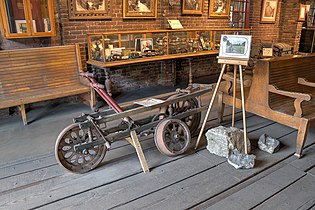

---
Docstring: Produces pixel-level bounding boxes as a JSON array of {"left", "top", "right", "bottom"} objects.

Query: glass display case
[
  {"left": 87, "top": 28, "right": 251, "bottom": 67},
  {"left": 0, "top": 0, "right": 56, "bottom": 38}
]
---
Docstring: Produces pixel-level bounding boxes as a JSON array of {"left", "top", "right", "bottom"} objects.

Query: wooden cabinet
[
  {"left": 87, "top": 28, "right": 251, "bottom": 68},
  {"left": 0, "top": 0, "right": 56, "bottom": 38}
]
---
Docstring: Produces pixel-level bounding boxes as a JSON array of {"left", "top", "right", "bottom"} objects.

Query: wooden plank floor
[{"left": 0, "top": 97, "right": 314, "bottom": 209}]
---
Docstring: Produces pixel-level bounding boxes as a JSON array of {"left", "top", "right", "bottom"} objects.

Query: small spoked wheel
[
  {"left": 55, "top": 124, "right": 107, "bottom": 173},
  {"left": 160, "top": 95, "right": 201, "bottom": 135},
  {"left": 154, "top": 119, "right": 191, "bottom": 156}
]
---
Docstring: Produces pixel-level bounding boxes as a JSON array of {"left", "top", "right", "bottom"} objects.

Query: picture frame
[
  {"left": 261, "top": 43, "right": 273, "bottom": 57},
  {"left": 182, "top": 0, "right": 203, "bottom": 15},
  {"left": 123, "top": 0, "right": 157, "bottom": 19},
  {"left": 68, "top": 0, "right": 112, "bottom": 19},
  {"left": 298, "top": 4, "right": 310, "bottom": 22},
  {"left": 208, "top": 0, "right": 231, "bottom": 18},
  {"left": 139, "top": 38, "right": 154, "bottom": 52},
  {"left": 219, "top": 34, "right": 252, "bottom": 60},
  {"left": 260, "top": 0, "right": 278, "bottom": 23},
  {"left": 15, "top": 20, "right": 36, "bottom": 33}
]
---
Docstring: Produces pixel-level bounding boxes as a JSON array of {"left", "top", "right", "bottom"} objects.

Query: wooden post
[
  {"left": 19, "top": 104, "right": 27, "bottom": 125},
  {"left": 195, "top": 64, "right": 226, "bottom": 149},
  {"left": 129, "top": 130, "right": 150, "bottom": 173},
  {"left": 232, "top": 65, "right": 237, "bottom": 127},
  {"left": 239, "top": 65, "right": 248, "bottom": 154}
]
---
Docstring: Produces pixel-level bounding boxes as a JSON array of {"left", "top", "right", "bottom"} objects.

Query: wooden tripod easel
[{"left": 195, "top": 58, "right": 249, "bottom": 154}]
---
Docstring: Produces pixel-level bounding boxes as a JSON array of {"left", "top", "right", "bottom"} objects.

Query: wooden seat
[
  {"left": 218, "top": 54, "right": 315, "bottom": 158},
  {"left": 0, "top": 45, "right": 95, "bottom": 125}
]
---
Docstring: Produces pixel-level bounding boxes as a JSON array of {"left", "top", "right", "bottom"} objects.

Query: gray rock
[
  {"left": 258, "top": 134, "right": 280, "bottom": 154},
  {"left": 205, "top": 126, "right": 251, "bottom": 157},
  {"left": 227, "top": 150, "right": 256, "bottom": 169}
]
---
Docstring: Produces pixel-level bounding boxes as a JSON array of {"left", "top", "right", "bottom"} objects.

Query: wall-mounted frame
[
  {"left": 182, "top": 0, "right": 203, "bottom": 15},
  {"left": 219, "top": 34, "right": 252, "bottom": 60},
  {"left": 298, "top": 4, "right": 310, "bottom": 22},
  {"left": 260, "top": 0, "right": 278, "bottom": 23},
  {"left": 209, "top": 0, "right": 231, "bottom": 18},
  {"left": 68, "top": 0, "right": 112, "bottom": 19},
  {"left": 123, "top": 0, "right": 157, "bottom": 19}
]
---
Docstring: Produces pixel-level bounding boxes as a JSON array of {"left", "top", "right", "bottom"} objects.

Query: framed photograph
[
  {"left": 298, "top": 4, "right": 310, "bottom": 22},
  {"left": 208, "top": 0, "right": 231, "bottom": 18},
  {"left": 260, "top": 0, "right": 278, "bottom": 23},
  {"left": 123, "top": 0, "right": 157, "bottom": 19},
  {"left": 182, "top": 0, "right": 203, "bottom": 15},
  {"left": 68, "top": 0, "right": 112, "bottom": 19},
  {"left": 15, "top": 20, "right": 36, "bottom": 33},
  {"left": 139, "top": 38, "right": 154, "bottom": 52},
  {"left": 261, "top": 43, "right": 273, "bottom": 57},
  {"left": 219, "top": 35, "right": 252, "bottom": 60}
]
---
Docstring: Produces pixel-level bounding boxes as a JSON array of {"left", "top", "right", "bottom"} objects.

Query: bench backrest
[
  {"left": 0, "top": 45, "right": 82, "bottom": 97},
  {"left": 268, "top": 54, "right": 315, "bottom": 109},
  {"left": 247, "top": 54, "right": 315, "bottom": 109}
]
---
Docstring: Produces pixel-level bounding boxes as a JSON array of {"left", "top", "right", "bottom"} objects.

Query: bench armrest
[
  {"left": 298, "top": 77, "right": 315, "bottom": 88},
  {"left": 268, "top": 84, "right": 311, "bottom": 117}
]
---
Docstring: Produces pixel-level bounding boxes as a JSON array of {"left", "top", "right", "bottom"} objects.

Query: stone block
[
  {"left": 258, "top": 134, "right": 280, "bottom": 154},
  {"left": 205, "top": 126, "right": 251, "bottom": 158},
  {"left": 227, "top": 150, "right": 256, "bottom": 169}
]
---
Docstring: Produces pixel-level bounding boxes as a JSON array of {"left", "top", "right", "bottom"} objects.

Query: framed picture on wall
[
  {"left": 298, "top": 4, "right": 310, "bottom": 22},
  {"left": 260, "top": 0, "right": 278, "bottom": 23},
  {"left": 182, "top": 0, "right": 203, "bottom": 15},
  {"left": 208, "top": 0, "right": 231, "bottom": 18},
  {"left": 123, "top": 0, "right": 157, "bottom": 19},
  {"left": 68, "top": 0, "right": 112, "bottom": 19}
]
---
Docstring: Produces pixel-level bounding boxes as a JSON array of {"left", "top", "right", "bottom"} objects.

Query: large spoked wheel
[
  {"left": 55, "top": 124, "right": 107, "bottom": 173},
  {"left": 160, "top": 95, "right": 201, "bottom": 135},
  {"left": 154, "top": 119, "right": 191, "bottom": 156}
]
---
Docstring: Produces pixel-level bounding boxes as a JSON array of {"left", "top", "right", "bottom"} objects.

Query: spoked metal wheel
[
  {"left": 154, "top": 119, "right": 191, "bottom": 156},
  {"left": 55, "top": 124, "right": 107, "bottom": 173},
  {"left": 160, "top": 95, "right": 201, "bottom": 135}
]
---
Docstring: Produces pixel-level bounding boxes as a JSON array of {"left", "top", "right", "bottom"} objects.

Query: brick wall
[
  {"left": 0, "top": 0, "right": 304, "bottom": 91},
  {"left": 250, "top": 0, "right": 303, "bottom": 51}
]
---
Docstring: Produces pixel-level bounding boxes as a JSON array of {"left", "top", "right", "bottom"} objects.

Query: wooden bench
[
  {"left": 218, "top": 54, "right": 315, "bottom": 158},
  {"left": 0, "top": 45, "right": 95, "bottom": 125}
]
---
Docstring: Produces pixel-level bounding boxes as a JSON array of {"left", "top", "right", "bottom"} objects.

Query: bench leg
[
  {"left": 19, "top": 104, "right": 27, "bottom": 125},
  {"left": 217, "top": 92, "right": 225, "bottom": 123},
  {"left": 295, "top": 119, "right": 310, "bottom": 158}
]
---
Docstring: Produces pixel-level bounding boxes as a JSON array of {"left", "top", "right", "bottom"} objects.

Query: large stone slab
[{"left": 206, "top": 126, "right": 251, "bottom": 158}]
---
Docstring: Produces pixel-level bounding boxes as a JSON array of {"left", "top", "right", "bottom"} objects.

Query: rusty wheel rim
[
  {"left": 55, "top": 124, "right": 106, "bottom": 173},
  {"left": 160, "top": 95, "right": 201, "bottom": 135},
  {"left": 154, "top": 119, "right": 191, "bottom": 156}
]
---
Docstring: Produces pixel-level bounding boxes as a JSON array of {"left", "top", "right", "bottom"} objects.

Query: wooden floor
[{"left": 0, "top": 97, "right": 315, "bottom": 209}]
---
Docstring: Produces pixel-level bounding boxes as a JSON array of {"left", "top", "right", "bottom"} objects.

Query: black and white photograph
[{"left": 123, "top": 0, "right": 157, "bottom": 18}]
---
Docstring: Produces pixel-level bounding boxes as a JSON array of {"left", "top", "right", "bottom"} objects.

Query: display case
[
  {"left": 0, "top": 0, "right": 56, "bottom": 38},
  {"left": 87, "top": 28, "right": 251, "bottom": 68}
]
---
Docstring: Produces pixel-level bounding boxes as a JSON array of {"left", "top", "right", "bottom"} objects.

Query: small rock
[
  {"left": 258, "top": 134, "right": 280, "bottom": 154},
  {"left": 227, "top": 150, "right": 256, "bottom": 169},
  {"left": 206, "top": 126, "right": 251, "bottom": 157}
]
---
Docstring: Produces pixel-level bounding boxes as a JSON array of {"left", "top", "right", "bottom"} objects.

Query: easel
[{"left": 195, "top": 57, "right": 249, "bottom": 154}]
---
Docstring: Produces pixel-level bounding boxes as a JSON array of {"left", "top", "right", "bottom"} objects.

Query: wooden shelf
[{"left": 87, "top": 50, "right": 219, "bottom": 68}]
